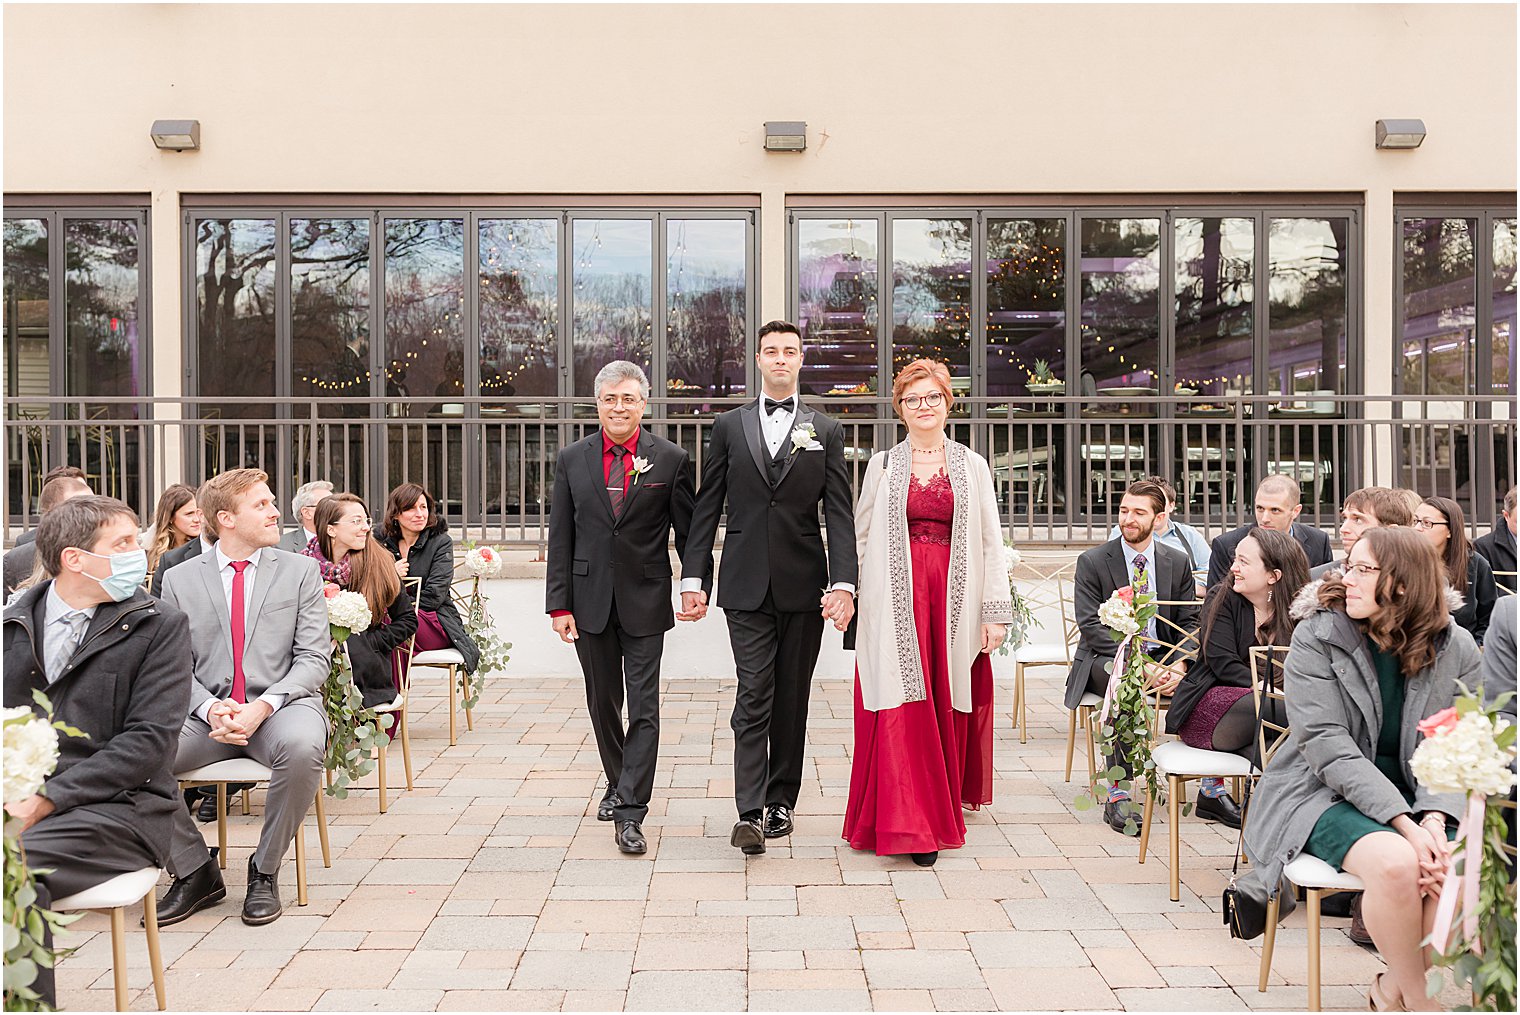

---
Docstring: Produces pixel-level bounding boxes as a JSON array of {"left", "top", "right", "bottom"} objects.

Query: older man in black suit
[
  {"left": 547, "top": 360, "right": 696, "bottom": 855},
  {"left": 3, "top": 496, "right": 191, "bottom": 1007},
  {"left": 1066, "top": 479, "right": 1200, "bottom": 835},
  {"left": 1204, "top": 474, "right": 1332, "bottom": 589}
]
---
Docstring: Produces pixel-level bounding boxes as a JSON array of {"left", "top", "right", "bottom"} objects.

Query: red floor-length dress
[{"left": 842, "top": 469, "right": 995, "bottom": 856}]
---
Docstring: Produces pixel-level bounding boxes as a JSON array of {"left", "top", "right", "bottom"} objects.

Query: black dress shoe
[
  {"left": 242, "top": 856, "right": 282, "bottom": 926},
  {"left": 910, "top": 851, "right": 939, "bottom": 867},
  {"left": 730, "top": 818, "right": 766, "bottom": 855},
  {"left": 763, "top": 804, "right": 794, "bottom": 839},
  {"left": 1194, "top": 791, "right": 1243, "bottom": 829},
  {"left": 1104, "top": 799, "right": 1141, "bottom": 835},
  {"left": 615, "top": 820, "right": 647, "bottom": 855},
  {"left": 597, "top": 790, "right": 623, "bottom": 822},
  {"left": 154, "top": 859, "right": 226, "bottom": 926}
]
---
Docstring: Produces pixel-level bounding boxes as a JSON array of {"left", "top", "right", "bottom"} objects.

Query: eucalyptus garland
[
  {"left": 321, "top": 642, "right": 390, "bottom": 799},
  {"left": 459, "top": 590, "right": 511, "bottom": 712}
]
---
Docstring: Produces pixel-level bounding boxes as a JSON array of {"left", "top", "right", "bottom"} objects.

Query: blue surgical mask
[{"left": 79, "top": 548, "right": 149, "bottom": 602}]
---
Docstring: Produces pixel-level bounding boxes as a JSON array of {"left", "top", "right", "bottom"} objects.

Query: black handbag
[{"left": 1221, "top": 780, "right": 1271, "bottom": 940}]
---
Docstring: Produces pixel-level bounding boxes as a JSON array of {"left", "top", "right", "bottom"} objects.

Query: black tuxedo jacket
[
  {"left": 1205, "top": 521, "right": 1331, "bottom": 589},
  {"left": 1474, "top": 523, "right": 1516, "bottom": 593},
  {"left": 1064, "top": 538, "right": 1200, "bottom": 709},
  {"left": 681, "top": 399, "right": 858, "bottom": 613},
  {"left": 545, "top": 427, "right": 695, "bottom": 637},
  {"left": 149, "top": 536, "right": 205, "bottom": 598}
]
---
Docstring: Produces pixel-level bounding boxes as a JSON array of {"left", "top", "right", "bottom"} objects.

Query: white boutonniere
[
  {"left": 791, "top": 423, "right": 824, "bottom": 453},
  {"left": 630, "top": 456, "right": 653, "bottom": 485}
]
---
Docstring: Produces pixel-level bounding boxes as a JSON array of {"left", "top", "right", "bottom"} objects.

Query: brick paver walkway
[{"left": 56, "top": 663, "right": 1405, "bottom": 1011}]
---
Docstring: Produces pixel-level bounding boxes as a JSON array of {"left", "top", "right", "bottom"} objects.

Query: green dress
[{"left": 1303, "top": 640, "right": 1447, "bottom": 871}]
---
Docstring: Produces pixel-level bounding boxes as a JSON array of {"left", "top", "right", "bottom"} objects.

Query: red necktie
[{"left": 230, "top": 559, "right": 251, "bottom": 703}]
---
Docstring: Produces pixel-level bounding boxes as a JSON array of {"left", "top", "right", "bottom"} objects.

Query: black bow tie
[{"left": 763, "top": 396, "right": 795, "bottom": 416}]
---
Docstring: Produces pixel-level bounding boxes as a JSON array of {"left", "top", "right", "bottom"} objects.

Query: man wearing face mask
[{"left": 2, "top": 496, "right": 191, "bottom": 1008}]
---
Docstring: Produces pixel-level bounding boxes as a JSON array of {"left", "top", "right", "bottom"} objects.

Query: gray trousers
[{"left": 167, "top": 700, "right": 326, "bottom": 877}]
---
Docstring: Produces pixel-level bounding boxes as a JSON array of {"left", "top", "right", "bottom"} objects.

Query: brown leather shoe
[{"left": 1349, "top": 894, "right": 1373, "bottom": 947}]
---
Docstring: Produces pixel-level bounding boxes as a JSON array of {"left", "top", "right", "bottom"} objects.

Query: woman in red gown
[{"left": 843, "top": 360, "right": 1014, "bottom": 866}]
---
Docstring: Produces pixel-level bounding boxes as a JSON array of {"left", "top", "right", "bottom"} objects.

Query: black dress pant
[
  {"left": 21, "top": 805, "right": 160, "bottom": 1007},
  {"left": 725, "top": 586, "right": 825, "bottom": 817},
  {"left": 574, "top": 602, "right": 664, "bottom": 824}
]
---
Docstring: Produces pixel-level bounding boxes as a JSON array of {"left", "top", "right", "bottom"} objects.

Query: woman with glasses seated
[
  {"left": 304, "top": 493, "right": 417, "bottom": 709},
  {"left": 375, "top": 483, "right": 481, "bottom": 678},
  {"left": 1414, "top": 496, "right": 1497, "bottom": 646},
  {"left": 1240, "top": 527, "right": 1476, "bottom": 1012}
]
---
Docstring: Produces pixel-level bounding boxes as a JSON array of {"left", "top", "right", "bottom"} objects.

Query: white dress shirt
[
  {"left": 42, "top": 583, "right": 97, "bottom": 684},
  {"left": 195, "top": 546, "right": 284, "bottom": 722}
]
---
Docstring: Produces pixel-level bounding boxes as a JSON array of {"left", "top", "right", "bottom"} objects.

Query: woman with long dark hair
[
  {"left": 1415, "top": 495, "right": 1497, "bottom": 645},
  {"left": 304, "top": 493, "right": 417, "bottom": 709},
  {"left": 374, "top": 483, "right": 480, "bottom": 674},
  {"left": 144, "top": 483, "right": 202, "bottom": 574}
]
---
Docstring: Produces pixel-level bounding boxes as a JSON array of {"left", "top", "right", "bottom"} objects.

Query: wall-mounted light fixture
[
  {"left": 1374, "top": 119, "right": 1425, "bottom": 150},
  {"left": 763, "top": 121, "right": 806, "bottom": 153},
  {"left": 150, "top": 119, "right": 201, "bottom": 151}
]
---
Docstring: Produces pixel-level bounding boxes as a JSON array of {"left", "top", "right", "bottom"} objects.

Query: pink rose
[
  {"left": 480, "top": 547, "right": 495, "bottom": 562},
  {"left": 1116, "top": 586, "right": 1134, "bottom": 605},
  {"left": 1417, "top": 707, "right": 1459, "bottom": 738},
  {"left": 322, "top": 582, "right": 341, "bottom": 599}
]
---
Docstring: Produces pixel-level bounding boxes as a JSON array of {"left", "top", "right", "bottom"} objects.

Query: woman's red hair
[{"left": 892, "top": 359, "right": 955, "bottom": 413}]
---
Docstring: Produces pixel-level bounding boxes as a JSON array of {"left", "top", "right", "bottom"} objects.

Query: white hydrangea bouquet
[
  {"left": 4, "top": 692, "right": 86, "bottom": 1011},
  {"left": 996, "top": 540, "right": 1039, "bottom": 656},
  {"left": 1410, "top": 687, "right": 1516, "bottom": 1012},
  {"left": 320, "top": 585, "right": 389, "bottom": 798},
  {"left": 463, "top": 544, "right": 504, "bottom": 578}
]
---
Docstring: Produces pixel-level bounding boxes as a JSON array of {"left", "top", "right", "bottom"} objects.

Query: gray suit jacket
[
  {"left": 1481, "top": 594, "right": 1517, "bottom": 723},
  {"left": 161, "top": 546, "right": 332, "bottom": 717},
  {"left": 278, "top": 528, "right": 313, "bottom": 554}
]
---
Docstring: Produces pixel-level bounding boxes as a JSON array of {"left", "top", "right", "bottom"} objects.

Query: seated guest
[
  {"left": 1309, "top": 486, "right": 1415, "bottom": 580},
  {"left": 1107, "top": 475, "right": 1210, "bottom": 583},
  {"left": 1066, "top": 478, "right": 1199, "bottom": 835},
  {"left": 1166, "top": 527, "right": 1310, "bottom": 826},
  {"left": 158, "top": 468, "right": 331, "bottom": 927},
  {"left": 1205, "top": 474, "right": 1332, "bottom": 589},
  {"left": 2, "top": 496, "right": 191, "bottom": 1007},
  {"left": 1242, "top": 527, "right": 1476, "bottom": 1013},
  {"left": 375, "top": 482, "right": 480, "bottom": 675},
  {"left": 144, "top": 483, "right": 203, "bottom": 576},
  {"left": 5, "top": 475, "right": 93, "bottom": 598},
  {"left": 1474, "top": 485, "right": 1517, "bottom": 593},
  {"left": 305, "top": 493, "right": 416, "bottom": 710},
  {"left": 279, "top": 480, "right": 334, "bottom": 553},
  {"left": 149, "top": 477, "right": 219, "bottom": 598},
  {"left": 1415, "top": 496, "right": 1497, "bottom": 645},
  {"left": 10, "top": 466, "right": 89, "bottom": 549},
  {"left": 1482, "top": 594, "right": 1516, "bottom": 724}
]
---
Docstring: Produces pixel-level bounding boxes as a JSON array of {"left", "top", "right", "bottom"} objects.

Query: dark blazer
[
  {"left": 546, "top": 427, "right": 696, "bottom": 637},
  {"left": 149, "top": 536, "right": 205, "bottom": 597},
  {"left": 1064, "top": 538, "right": 1200, "bottom": 710},
  {"left": 1205, "top": 521, "right": 1330, "bottom": 589},
  {"left": 1474, "top": 523, "right": 1516, "bottom": 593},
  {"left": 377, "top": 526, "right": 480, "bottom": 672},
  {"left": 1454, "top": 551, "right": 1498, "bottom": 646},
  {"left": 346, "top": 584, "right": 417, "bottom": 709},
  {"left": 1165, "top": 584, "right": 1264, "bottom": 733},
  {"left": 681, "top": 400, "right": 857, "bottom": 613},
  {"left": 4, "top": 543, "right": 36, "bottom": 598},
  {"left": 2, "top": 584, "right": 193, "bottom": 865}
]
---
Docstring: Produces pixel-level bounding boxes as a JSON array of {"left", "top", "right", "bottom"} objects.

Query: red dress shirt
[{"left": 550, "top": 431, "right": 640, "bottom": 619}]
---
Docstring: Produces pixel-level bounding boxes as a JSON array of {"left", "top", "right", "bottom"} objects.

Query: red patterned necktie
[{"left": 230, "top": 559, "right": 251, "bottom": 703}]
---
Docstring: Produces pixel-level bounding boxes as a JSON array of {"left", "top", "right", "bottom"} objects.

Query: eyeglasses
[
  {"left": 598, "top": 394, "right": 644, "bottom": 408},
  {"left": 344, "top": 516, "right": 373, "bottom": 527},
  {"left": 1345, "top": 562, "right": 1381, "bottom": 577},
  {"left": 1412, "top": 518, "right": 1449, "bottom": 531},
  {"left": 900, "top": 391, "right": 945, "bottom": 411}
]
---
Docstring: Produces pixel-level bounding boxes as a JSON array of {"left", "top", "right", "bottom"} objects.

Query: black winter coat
[{"left": 376, "top": 526, "right": 480, "bottom": 672}]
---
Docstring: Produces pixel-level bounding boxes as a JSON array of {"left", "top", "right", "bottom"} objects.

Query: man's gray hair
[
  {"left": 291, "top": 479, "right": 335, "bottom": 520},
  {"left": 593, "top": 360, "right": 650, "bottom": 401}
]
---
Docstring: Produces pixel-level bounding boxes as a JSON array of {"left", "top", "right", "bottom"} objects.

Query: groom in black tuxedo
[
  {"left": 547, "top": 360, "right": 696, "bottom": 855},
  {"left": 681, "top": 320, "right": 858, "bottom": 856}
]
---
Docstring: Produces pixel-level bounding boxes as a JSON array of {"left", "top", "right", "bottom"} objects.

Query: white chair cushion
[
  {"left": 1152, "top": 740, "right": 1256, "bottom": 778},
  {"left": 1078, "top": 691, "right": 1103, "bottom": 708},
  {"left": 51, "top": 867, "right": 162, "bottom": 911},
  {"left": 411, "top": 649, "right": 465, "bottom": 667},
  {"left": 175, "top": 758, "right": 274, "bottom": 783},
  {"left": 1015, "top": 642, "right": 1069, "bottom": 664},
  {"left": 1285, "top": 853, "right": 1366, "bottom": 892}
]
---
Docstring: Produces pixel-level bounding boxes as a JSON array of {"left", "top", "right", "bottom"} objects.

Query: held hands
[
  {"left": 980, "top": 624, "right": 1007, "bottom": 655},
  {"left": 820, "top": 589, "right": 855, "bottom": 632},
  {"left": 552, "top": 614, "right": 580, "bottom": 643},
  {"left": 678, "top": 591, "right": 708, "bottom": 622},
  {"left": 1394, "top": 813, "right": 1450, "bottom": 897},
  {"left": 1142, "top": 659, "right": 1186, "bottom": 696},
  {"left": 207, "top": 698, "right": 274, "bottom": 746}
]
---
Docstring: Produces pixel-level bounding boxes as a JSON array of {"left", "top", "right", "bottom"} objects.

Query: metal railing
[{"left": 4, "top": 394, "right": 1514, "bottom": 553}]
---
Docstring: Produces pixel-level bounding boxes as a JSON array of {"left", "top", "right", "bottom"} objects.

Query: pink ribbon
[
  {"left": 1098, "top": 633, "right": 1136, "bottom": 726},
  {"left": 1429, "top": 793, "right": 1487, "bottom": 956}
]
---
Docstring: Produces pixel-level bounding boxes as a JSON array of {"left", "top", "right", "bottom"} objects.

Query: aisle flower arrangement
[
  {"left": 458, "top": 543, "right": 511, "bottom": 711},
  {"left": 3, "top": 693, "right": 84, "bottom": 1011},
  {"left": 995, "top": 540, "right": 1040, "bottom": 657},
  {"left": 1410, "top": 687, "right": 1517, "bottom": 1012},
  {"left": 321, "top": 586, "right": 390, "bottom": 799}
]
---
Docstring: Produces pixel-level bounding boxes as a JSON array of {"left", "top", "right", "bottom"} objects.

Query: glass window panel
[
  {"left": 1493, "top": 218, "right": 1515, "bottom": 408},
  {"left": 892, "top": 218, "right": 972, "bottom": 407},
  {"left": 571, "top": 218, "right": 652, "bottom": 401},
  {"left": 1079, "top": 218, "right": 1161, "bottom": 410},
  {"left": 4, "top": 218, "right": 49, "bottom": 516},
  {"left": 64, "top": 218, "right": 141, "bottom": 418},
  {"left": 986, "top": 218, "right": 1065, "bottom": 398},
  {"left": 796, "top": 218, "right": 879, "bottom": 412},
  {"left": 666, "top": 218, "right": 747, "bottom": 404},
  {"left": 1400, "top": 217, "right": 1476, "bottom": 397},
  {"left": 479, "top": 218, "right": 558, "bottom": 402},
  {"left": 292, "top": 218, "right": 372, "bottom": 416},
  {"left": 1269, "top": 217, "right": 1350, "bottom": 401},
  {"left": 196, "top": 219, "right": 276, "bottom": 420},
  {"left": 1174, "top": 217, "right": 1254, "bottom": 401},
  {"left": 383, "top": 218, "right": 464, "bottom": 418}
]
